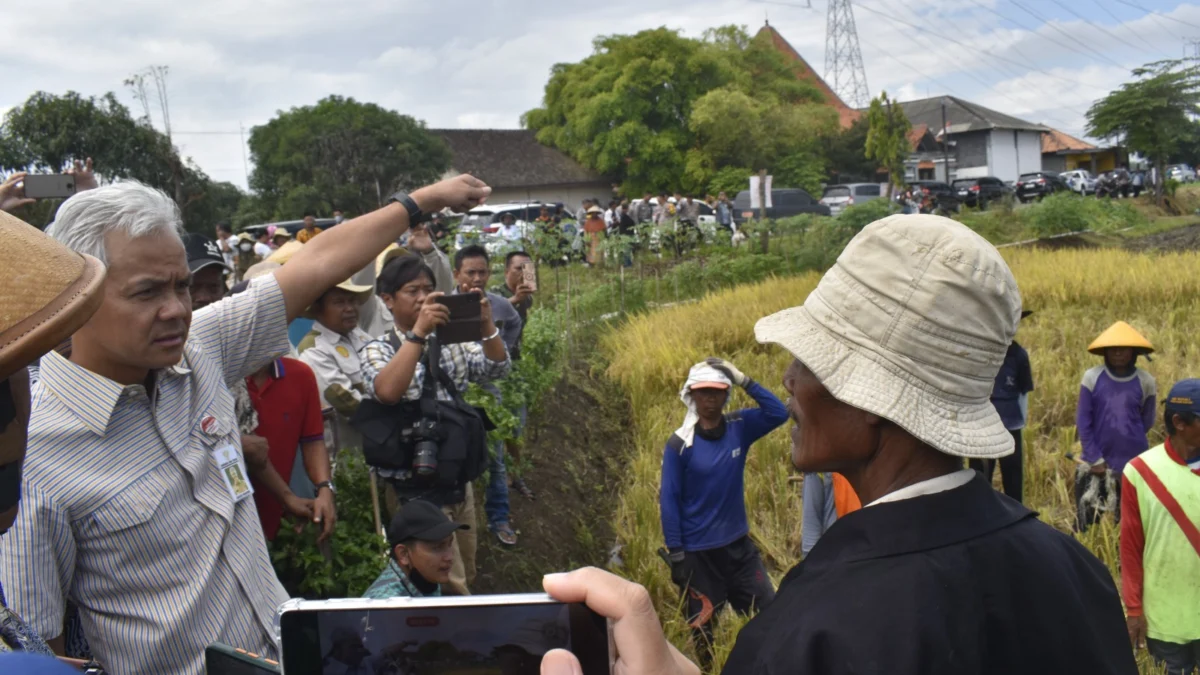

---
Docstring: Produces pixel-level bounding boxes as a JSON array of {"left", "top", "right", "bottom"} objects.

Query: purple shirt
[{"left": 1076, "top": 366, "right": 1156, "bottom": 472}]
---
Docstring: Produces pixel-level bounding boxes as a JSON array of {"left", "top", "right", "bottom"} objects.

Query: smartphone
[
  {"left": 434, "top": 292, "right": 482, "bottom": 345},
  {"left": 278, "top": 594, "right": 612, "bottom": 675},
  {"left": 205, "top": 643, "right": 282, "bottom": 674},
  {"left": 522, "top": 263, "right": 537, "bottom": 292},
  {"left": 22, "top": 174, "right": 76, "bottom": 199}
]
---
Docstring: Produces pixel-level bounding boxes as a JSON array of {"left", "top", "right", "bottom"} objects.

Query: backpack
[{"left": 350, "top": 332, "right": 490, "bottom": 490}]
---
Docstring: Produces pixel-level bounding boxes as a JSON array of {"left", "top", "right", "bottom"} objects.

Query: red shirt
[{"left": 245, "top": 358, "right": 326, "bottom": 540}]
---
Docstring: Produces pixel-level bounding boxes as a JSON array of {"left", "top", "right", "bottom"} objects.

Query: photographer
[{"left": 360, "top": 254, "right": 510, "bottom": 595}]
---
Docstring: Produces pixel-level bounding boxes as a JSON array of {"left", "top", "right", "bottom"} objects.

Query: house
[
  {"left": 898, "top": 96, "right": 1047, "bottom": 183},
  {"left": 757, "top": 23, "right": 862, "bottom": 129},
  {"left": 1041, "top": 128, "right": 1125, "bottom": 174},
  {"left": 431, "top": 129, "right": 613, "bottom": 207},
  {"left": 902, "top": 124, "right": 956, "bottom": 183}
]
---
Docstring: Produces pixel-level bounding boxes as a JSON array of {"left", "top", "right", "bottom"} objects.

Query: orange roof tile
[
  {"left": 907, "top": 124, "right": 929, "bottom": 151},
  {"left": 758, "top": 23, "right": 861, "bottom": 129},
  {"left": 1042, "top": 127, "right": 1096, "bottom": 154}
]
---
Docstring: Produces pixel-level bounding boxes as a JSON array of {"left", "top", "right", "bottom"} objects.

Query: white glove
[{"left": 706, "top": 357, "right": 749, "bottom": 387}]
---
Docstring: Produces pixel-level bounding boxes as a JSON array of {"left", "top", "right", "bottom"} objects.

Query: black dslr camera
[{"left": 410, "top": 417, "right": 442, "bottom": 477}]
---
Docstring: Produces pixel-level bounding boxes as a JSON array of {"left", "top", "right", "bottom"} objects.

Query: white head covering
[
  {"left": 673, "top": 362, "right": 733, "bottom": 449},
  {"left": 754, "top": 214, "right": 1021, "bottom": 459}
]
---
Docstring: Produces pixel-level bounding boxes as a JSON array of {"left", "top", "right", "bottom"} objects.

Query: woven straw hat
[
  {"left": 0, "top": 210, "right": 106, "bottom": 381},
  {"left": 266, "top": 240, "right": 303, "bottom": 265},
  {"left": 374, "top": 243, "right": 410, "bottom": 278},
  {"left": 1087, "top": 321, "right": 1153, "bottom": 356},
  {"left": 755, "top": 214, "right": 1022, "bottom": 460},
  {"left": 303, "top": 279, "right": 374, "bottom": 319}
]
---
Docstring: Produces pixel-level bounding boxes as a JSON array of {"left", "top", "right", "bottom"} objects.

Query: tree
[
  {"left": 249, "top": 96, "right": 450, "bottom": 219},
  {"left": 1087, "top": 59, "right": 1200, "bottom": 202},
  {"left": 523, "top": 26, "right": 833, "bottom": 195},
  {"left": 825, "top": 117, "right": 877, "bottom": 184},
  {"left": 0, "top": 91, "right": 244, "bottom": 231},
  {"left": 865, "top": 92, "right": 911, "bottom": 195}
]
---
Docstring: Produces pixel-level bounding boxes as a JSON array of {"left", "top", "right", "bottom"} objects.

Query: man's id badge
[{"left": 213, "top": 444, "right": 254, "bottom": 503}]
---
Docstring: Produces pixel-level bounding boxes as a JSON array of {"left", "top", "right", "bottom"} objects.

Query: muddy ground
[
  {"left": 1123, "top": 223, "right": 1200, "bottom": 252},
  {"left": 470, "top": 365, "right": 631, "bottom": 593}
]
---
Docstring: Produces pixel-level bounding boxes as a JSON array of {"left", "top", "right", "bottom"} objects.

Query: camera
[{"left": 410, "top": 417, "right": 441, "bottom": 477}]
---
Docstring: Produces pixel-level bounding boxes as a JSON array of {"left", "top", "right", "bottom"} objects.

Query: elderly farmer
[
  {"left": 1121, "top": 378, "right": 1200, "bottom": 675},
  {"left": 1076, "top": 321, "right": 1157, "bottom": 531},
  {"left": 537, "top": 214, "right": 1137, "bottom": 675},
  {"left": 659, "top": 358, "right": 787, "bottom": 662},
  {"left": 0, "top": 211, "right": 105, "bottom": 673},
  {"left": 3, "top": 175, "right": 489, "bottom": 675}
]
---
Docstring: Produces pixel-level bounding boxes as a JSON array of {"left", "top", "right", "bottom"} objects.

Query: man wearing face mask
[
  {"left": 0, "top": 209, "right": 105, "bottom": 672},
  {"left": 536, "top": 214, "right": 1137, "bottom": 675}
]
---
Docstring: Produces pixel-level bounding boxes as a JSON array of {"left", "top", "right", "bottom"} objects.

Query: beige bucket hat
[
  {"left": 0, "top": 210, "right": 106, "bottom": 381},
  {"left": 302, "top": 279, "right": 374, "bottom": 319},
  {"left": 755, "top": 214, "right": 1021, "bottom": 459}
]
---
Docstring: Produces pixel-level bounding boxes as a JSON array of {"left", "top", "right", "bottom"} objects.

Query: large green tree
[
  {"left": 1087, "top": 59, "right": 1200, "bottom": 201},
  {"left": 825, "top": 117, "right": 877, "bottom": 184},
  {"left": 0, "top": 91, "right": 243, "bottom": 232},
  {"left": 249, "top": 96, "right": 450, "bottom": 219},
  {"left": 523, "top": 26, "right": 834, "bottom": 195},
  {"left": 865, "top": 91, "right": 911, "bottom": 194}
]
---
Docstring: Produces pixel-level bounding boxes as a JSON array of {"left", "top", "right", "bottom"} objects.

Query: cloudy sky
[{"left": 4, "top": 0, "right": 1199, "bottom": 189}]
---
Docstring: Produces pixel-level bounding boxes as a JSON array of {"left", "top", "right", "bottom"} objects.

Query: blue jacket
[{"left": 660, "top": 381, "right": 788, "bottom": 552}]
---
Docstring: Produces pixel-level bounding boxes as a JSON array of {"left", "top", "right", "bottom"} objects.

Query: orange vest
[{"left": 832, "top": 473, "right": 861, "bottom": 517}]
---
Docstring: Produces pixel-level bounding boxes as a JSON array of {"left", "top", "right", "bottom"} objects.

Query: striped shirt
[{"left": 0, "top": 275, "right": 292, "bottom": 675}]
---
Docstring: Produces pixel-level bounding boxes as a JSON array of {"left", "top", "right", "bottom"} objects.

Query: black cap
[
  {"left": 387, "top": 499, "right": 468, "bottom": 548},
  {"left": 182, "top": 233, "right": 230, "bottom": 274}
]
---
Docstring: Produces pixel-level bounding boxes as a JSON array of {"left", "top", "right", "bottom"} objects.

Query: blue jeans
[{"left": 485, "top": 440, "right": 510, "bottom": 528}]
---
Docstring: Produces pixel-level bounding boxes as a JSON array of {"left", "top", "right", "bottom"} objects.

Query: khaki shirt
[{"left": 297, "top": 321, "right": 373, "bottom": 417}]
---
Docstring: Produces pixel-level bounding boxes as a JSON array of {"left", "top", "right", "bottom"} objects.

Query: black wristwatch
[
  {"left": 388, "top": 191, "right": 430, "bottom": 225},
  {"left": 315, "top": 480, "right": 336, "bottom": 495},
  {"left": 404, "top": 330, "right": 427, "bottom": 345}
]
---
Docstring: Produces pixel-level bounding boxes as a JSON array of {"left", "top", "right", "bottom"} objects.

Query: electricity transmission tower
[{"left": 824, "top": 0, "right": 871, "bottom": 108}]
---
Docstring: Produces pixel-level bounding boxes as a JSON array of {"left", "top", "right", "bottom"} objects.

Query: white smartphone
[
  {"left": 276, "top": 593, "right": 613, "bottom": 675},
  {"left": 22, "top": 174, "right": 76, "bottom": 199}
]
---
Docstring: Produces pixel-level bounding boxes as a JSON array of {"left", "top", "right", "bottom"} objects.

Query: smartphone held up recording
[
  {"left": 522, "top": 262, "right": 537, "bottom": 292},
  {"left": 433, "top": 292, "right": 482, "bottom": 345},
  {"left": 21, "top": 174, "right": 76, "bottom": 199},
  {"left": 277, "top": 594, "right": 612, "bottom": 675}
]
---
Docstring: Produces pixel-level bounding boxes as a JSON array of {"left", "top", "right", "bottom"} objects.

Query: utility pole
[
  {"left": 824, "top": 0, "right": 871, "bottom": 109},
  {"left": 1186, "top": 38, "right": 1200, "bottom": 59},
  {"left": 941, "top": 97, "right": 951, "bottom": 183}
]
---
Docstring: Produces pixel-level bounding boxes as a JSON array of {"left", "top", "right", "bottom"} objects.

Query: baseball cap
[
  {"left": 182, "top": 233, "right": 230, "bottom": 274},
  {"left": 387, "top": 500, "right": 468, "bottom": 548},
  {"left": 1165, "top": 379, "right": 1200, "bottom": 414}
]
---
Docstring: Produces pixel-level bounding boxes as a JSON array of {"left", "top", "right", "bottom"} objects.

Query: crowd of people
[{"left": 0, "top": 162, "right": 1197, "bottom": 675}]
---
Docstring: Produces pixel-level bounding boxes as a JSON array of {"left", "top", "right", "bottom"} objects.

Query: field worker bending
[
  {"left": 1121, "top": 379, "right": 1200, "bottom": 675},
  {"left": 659, "top": 358, "right": 787, "bottom": 664},
  {"left": 540, "top": 214, "right": 1136, "bottom": 675},
  {"left": 1076, "top": 321, "right": 1157, "bottom": 532}
]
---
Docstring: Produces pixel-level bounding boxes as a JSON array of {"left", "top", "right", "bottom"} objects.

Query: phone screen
[{"left": 281, "top": 601, "right": 609, "bottom": 675}]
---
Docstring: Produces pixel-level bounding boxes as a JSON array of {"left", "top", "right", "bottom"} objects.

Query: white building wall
[
  {"left": 988, "top": 131, "right": 1018, "bottom": 182},
  {"left": 1015, "top": 131, "right": 1043, "bottom": 176}
]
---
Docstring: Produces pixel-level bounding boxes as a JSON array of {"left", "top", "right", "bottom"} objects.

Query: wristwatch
[
  {"left": 314, "top": 480, "right": 336, "bottom": 495},
  {"left": 387, "top": 191, "right": 430, "bottom": 225},
  {"left": 404, "top": 330, "right": 427, "bottom": 345}
]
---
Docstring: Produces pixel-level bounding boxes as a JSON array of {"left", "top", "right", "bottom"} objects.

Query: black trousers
[
  {"left": 1148, "top": 638, "right": 1200, "bottom": 675},
  {"left": 969, "top": 429, "right": 1024, "bottom": 503},
  {"left": 677, "top": 536, "right": 775, "bottom": 665}
]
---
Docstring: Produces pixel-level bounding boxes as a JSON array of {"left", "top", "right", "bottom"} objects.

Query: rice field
[{"left": 601, "top": 246, "right": 1200, "bottom": 673}]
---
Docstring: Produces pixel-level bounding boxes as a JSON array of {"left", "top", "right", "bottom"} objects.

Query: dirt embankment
[
  {"left": 1123, "top": 223, "right": 1200, "bottom": 252},
  {"left": 470, "top": 365, "right": 631, "bottom": 593}
]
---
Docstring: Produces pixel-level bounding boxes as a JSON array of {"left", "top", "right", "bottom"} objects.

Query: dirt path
[{"left": 470, "top": 365, "right": 631, "bottom": 593}]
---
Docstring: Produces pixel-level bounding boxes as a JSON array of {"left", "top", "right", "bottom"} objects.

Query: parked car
[
  {"left": 1060, "top": 170, "right": 1097, "bottom": 195},
  {"left": 909, "top": 181, "right": 960, "bottom": 213},
  {"left": 1167, "top": 164, "right": 1196, "bottom": 182},
  {"left": 1015, "top": 172, "right": 1071, "bottom": 202},
  {"left": 733, "top": 188, "right": 831, "bottom": 223},
  {"left": 819, "top": 183, "right": 885, "bottom": 216},
  {"left": 456, "top": 202, "right": 550, "bottom": 254},
  {"left": 628, "top": 197, "right": 717, "bottom": 226},
  {"left": 951, "top": 177, "right": 1010, "bottom": 209}
]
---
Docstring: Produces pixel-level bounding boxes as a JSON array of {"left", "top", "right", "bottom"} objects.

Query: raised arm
[{"left": 274, "top": 176, "right": 490, "bottom": 322}]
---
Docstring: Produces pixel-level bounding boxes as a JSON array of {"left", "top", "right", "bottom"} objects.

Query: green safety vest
[{"left": 1123, "top": 443, "right": 1200, "bottom": 643}]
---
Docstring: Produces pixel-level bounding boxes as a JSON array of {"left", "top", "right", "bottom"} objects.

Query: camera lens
[{"left": 413, "top": 439, "right": 438, "bottom": 477}]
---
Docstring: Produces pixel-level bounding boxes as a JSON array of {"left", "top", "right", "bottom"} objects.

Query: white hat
[{"left": 754, "top": 214, "right": 1021, "bottom": 459}]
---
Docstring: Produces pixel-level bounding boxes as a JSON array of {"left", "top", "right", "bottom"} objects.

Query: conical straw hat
[
  {"left": 1087, "top": 320, "right": 1154, "bottom": 355},
  {"left": 0, "top": 210, "right": 105, "bottom": 380}
]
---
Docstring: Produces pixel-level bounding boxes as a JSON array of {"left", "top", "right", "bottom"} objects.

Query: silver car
[{"left": 820, "top": 183, "right": 885, "bottom": 216}]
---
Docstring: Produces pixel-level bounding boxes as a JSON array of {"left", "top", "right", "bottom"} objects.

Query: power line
[
  {"left": 963, "top": 0, "right": 1139, "bottom": 71},
  {"left": 1046, "top": 0, "right": 1155, "bottom": 54},
  {"left": 1090, "top": 0, "right": 1160, "bottom": 52},
  {"left": 1010, "top": 0, "right": 1129, "bottom": 69},
  {"left": 1112, "top": 0, "right": 1200, "bottom": 31},
  {"left": 172, "top": 130, "right": 244, "bottom": 135}
]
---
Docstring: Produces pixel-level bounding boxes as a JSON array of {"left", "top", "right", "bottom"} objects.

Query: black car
[
  {"left": 909, "top": 181, "right": 960, "bottom": 213},
  {"left": 951, "top": 177, "right": 1010, "bottom": 209},
  {"left": 733, "top": 188, "right": 831, "bottom": 223},
  {"left": 1015, "top": 172, "right": 1071, "bottom": 202}
]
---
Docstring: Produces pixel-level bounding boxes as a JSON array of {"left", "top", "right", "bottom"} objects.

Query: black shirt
[
  {"left": 723, "top": 475, "right": 1137, "bottom": 675},
  {"left": 494, "top": 283, "right": 531, "bottom": 360}
]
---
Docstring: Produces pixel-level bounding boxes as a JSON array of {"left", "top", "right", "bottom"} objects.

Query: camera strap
[{"left": 383, "top": 329, "right": 461, "bottom": 415}]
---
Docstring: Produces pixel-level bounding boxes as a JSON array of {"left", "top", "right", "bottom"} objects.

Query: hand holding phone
[
  {"left": 21, "top": 174, "right": 76, "bottom": 199},
  {"left": 433, "top": 291, "right": 482, "bottom": 344},
  {"left": 522, "top": 263, "right": 538, "bottom": 293},
  {"left": 414, "top": 292, "right": 452, "bottom": 338}
]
